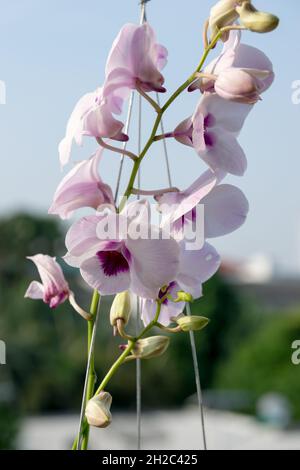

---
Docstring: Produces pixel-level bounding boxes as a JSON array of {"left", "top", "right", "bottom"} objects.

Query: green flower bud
[
  {"left": 85, "top": 391, "right": 112, "bottom": 428},
  {"left": 174, "top": 291, "right": 193, "bottom": 303},
  {"left": 176, "top": 316, "right": 209, "bottom": 332},
  {"left": 236, "top": 1, "right": 279, "bottom": 33},
  {"left": 132, "top": 336, "right": 170, "bottom": 360},
  {"left": 110, "top": 291, "right": 131, "bottom": 327},
  {"left": 209, "top": 0, "right": 239, "bottom": 41}
]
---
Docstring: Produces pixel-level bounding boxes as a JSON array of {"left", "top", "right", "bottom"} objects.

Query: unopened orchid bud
[
  {"left": 110, "top": 291, "right": 132, "bottom": 327},
  {"left": 85, "top": 391, "right": 112, "bottom": 428},
  {"left": 132, "top": 336, "right": 170, "bottom": 360},
  {"left": 214, "top": 68, "right": 263, "bottom": 104},
  {"left": 236, "top": 1, "right": 279, "bottom": 33},
  {"left": 209, "top": 0, "right": 239, "bottom": 41},
  {"left": 176, "top": 316, "right": 209, "bottom": 332},
  {"left": 174, "top": 291, "right": 194, "bottom": 303}
]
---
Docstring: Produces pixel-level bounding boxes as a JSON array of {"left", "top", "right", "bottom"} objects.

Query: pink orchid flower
[
  {"left": 189, "top": 31, "right": 274, "bottom": 103},
  {"left": 49, "top": 149, "right": 114, "bottom": 220},
  {"left": 141, "top": 241, "right": 221, "bottom": 326},
  {"left": 25, "top": 255, "right": 70, "bottom": 309},
  {"left": 64, "top": 200, "right": 179, "bottom": 299},
  {"left": 103, "top": 22, "right": 168, "bottom": 98},
  {"left": 157, "top": 169, "right": 249, "bottom": 237},
  {"left": 59, "top": 88, "right": 128, "bottom": 167},
  {"left": 174, "top": 94, "right": 252, "bottom": 176}
]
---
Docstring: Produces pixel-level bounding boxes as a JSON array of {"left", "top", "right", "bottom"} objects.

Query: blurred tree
[
  {"left": 214, "top": 311, "right": 300, "bottom": 422},
  {"left": 0, "top": 212, "right": 253, "bottom": 447}
]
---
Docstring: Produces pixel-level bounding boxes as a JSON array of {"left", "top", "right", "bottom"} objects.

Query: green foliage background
[{"left": 0, "top": 213, "right": 300, "bottom": 448}]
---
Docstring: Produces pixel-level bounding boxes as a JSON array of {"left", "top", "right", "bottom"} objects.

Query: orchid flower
[
  {"left": 25, "top": 255, "right": 70, "bottom": 309},
  {"left": 59, "top": 88, "right": 128, "bottom": 167},
  {"left": 103, "top": 22, "right": 168, "bottom": 99},
  {"left": 23, "top": 0, "right": 280, "bottom": 448},
  {"left": 156, "top": 169, "right": 249, "bottom": 237},
  {"left": 189, "top": 30, "right": 274, "bottom": 103},
  {"left": 174, "top": 94, "right": 252, "bottom": 176},
  {"left": 64, "top": 200, "right": 180, "bottom": 299},
  {"left": 49, "top": 149, "right": 114, "bottom": 220},
  {"left": 141, "top": 241, "right": 221, "bottom": 326}
]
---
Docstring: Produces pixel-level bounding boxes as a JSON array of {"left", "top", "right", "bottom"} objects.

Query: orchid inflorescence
[{"left": 25, "top": 0, "right": 279, "bottom": 450}]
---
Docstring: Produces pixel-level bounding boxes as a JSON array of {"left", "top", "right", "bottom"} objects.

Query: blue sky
[{"left": 0, "top": 0, "right": 299, "bottom": 274}]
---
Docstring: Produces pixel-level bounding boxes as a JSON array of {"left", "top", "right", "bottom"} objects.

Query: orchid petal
[
  {"left": 203, "top": 184, "right": 249, "bottom": 238},
  {"left": 176, "top": 242, "right": 221, "bottom": 299}
]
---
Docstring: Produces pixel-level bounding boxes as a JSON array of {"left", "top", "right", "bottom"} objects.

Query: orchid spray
[{"left": 25, "top": 0, "right": 279, "bottom": 450}]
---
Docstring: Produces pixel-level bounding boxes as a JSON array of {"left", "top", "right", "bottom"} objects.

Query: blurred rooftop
[{"left": 19, "top": 408, "right": 300, "bottom": 451}]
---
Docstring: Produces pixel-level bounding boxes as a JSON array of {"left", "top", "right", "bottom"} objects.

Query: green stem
[
  {"left": 80, "top": 290, "right": 100, "bottom": 450},
  {"left": 118, "top": 29, "right": 224, "bottom": 212},
  {"left": 71, "top": 290, "right": 100, "bottom": 451},
  {"left": 94, "top": 302, "right": 162, "bottom": 397},
  {"left": 75, "top": 25, "right": 230, "bottom": 450}
]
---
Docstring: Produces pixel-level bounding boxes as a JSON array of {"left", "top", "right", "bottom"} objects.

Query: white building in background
[
  {"left": 235, "top": 254, "right": 274, "bottom": 284},
  {"left": 221, "top": 253, "right": 275, "bottom": 284}
]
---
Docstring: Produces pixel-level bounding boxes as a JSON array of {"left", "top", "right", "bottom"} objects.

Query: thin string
[
  {"left": 186, "top": 303, "right": 208, "bottom": 450},
  {"left": 135, "top": 0, "right": 148, "bottom": 451},
  {"left": 76, "top": 298, "right": 102, "bottom": 449},
  {"left": 114, "top": 92, "right": 135, "bottom": 203},
  {"left": 155, "top": 93, "right": 172, "bottom": 187},
  {"left": 114, "top": 0, "right": 147, "bottom": 203},
  {"left": 154, "top": 95, "right": 208, "bottom": 449},
  {"left": 116, "top": 0, "right": 207, "bottom": 451},
  {"left": 135, "top": 92, "right": 143, "bottom": 450}
]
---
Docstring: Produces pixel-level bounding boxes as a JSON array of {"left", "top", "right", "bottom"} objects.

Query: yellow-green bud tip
[
  {"left": 174, "top": 291, "right": 193, "bottom": 303},
  {"left": 176, "top": 316, "right": 210, "bottom": 332},
  {"left": 110, "top": 291, "right": 132, "bottom": 327},
  {"left": 236, "top": 1, "right": 279, "bottom": 33}
]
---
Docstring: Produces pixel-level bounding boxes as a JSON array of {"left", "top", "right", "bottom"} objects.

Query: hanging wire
[
  {"left": 114, "top": 0, "right": 147, "bottom": 203},
  {"left": 135, "top": 0, "right": 149, "bottom": 449},
  {"left": 114, "top": 93, "right": 135, "bottom": 202},
  {"left": 155, "top": 90, "right": 208, "bottom": 450},
  {"left": 115, "top": 0, "right": 208, "bottom": 451},
  {"left": 76, "top": 298, "right": 102, "bottom": 450},
  {"left": 186, "top": 303, "right": 208, "bottom": 450},
  {"left": 135, "top": 91, "right": 143, "bottom": 450},
  {"left": 155, "top": 93, "right": 172, "bottom": 187},
  {"left": 114, "top": 0, "right": 148, "bottom": 450}
]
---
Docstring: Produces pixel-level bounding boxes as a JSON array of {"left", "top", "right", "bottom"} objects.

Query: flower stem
[
  {"left": 118, "top": 27, "right": 227, "bottom": 212},
  {"left": 96, "top": 137, "right": 138, "bottom": 162},
  {"left": 80, "top": 290, "right": 100, "bottom": 450},
  {"left": 93, "top": 302, "right": 162, "bottom": 397},
  {"left": 153, "top": 132, "right": 174, "bottom": 142},
  {"left": 76, "top": 25, "right": 232, "bottom": 450},
  {"left": 131, "top": 186, "right": 179, "bottom": 197},
  {"left": 71, "top": 290, "right": 100, "bottom": 450},
  {"left": 137, "top": 86, "right": 162, "bottom": 113}
]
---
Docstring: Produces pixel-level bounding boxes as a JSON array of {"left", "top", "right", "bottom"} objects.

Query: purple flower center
[
  {"left": 97, "top": 250, "right": 130, "bottom": 277},
  {"left": 204, "top": 113, "right": 216, "bottom": 148}
]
